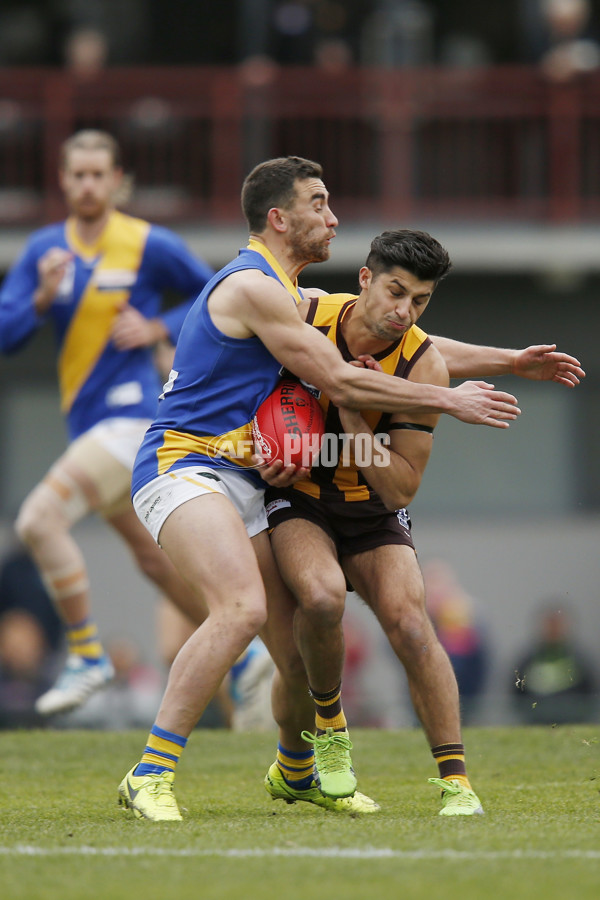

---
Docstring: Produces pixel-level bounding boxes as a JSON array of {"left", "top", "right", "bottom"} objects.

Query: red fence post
[
  {"left": 209, "top": 71, "right": 243, "bottom": 222},
  {"left": 41, "top": 74, "right": 75, "bottom": 223},
  {"left": 547, "top": 80, "right": 581, "bottom": 223},
  {"left": 372, "top": 70, "right": 413, "bottom": 223}
]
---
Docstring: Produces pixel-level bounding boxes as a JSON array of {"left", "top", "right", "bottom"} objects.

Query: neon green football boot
[
  {"left": 118, "top": 767, "right": 183, "bottom": 821},
  {"left": 264, "top": 763, "right": 379, "bottom": 814},
  {"left": 428, "top": 777, "right": 484, "bottom": 816},
  {"left": 301, "top": 727, "right": 357, "bottom": 798}
]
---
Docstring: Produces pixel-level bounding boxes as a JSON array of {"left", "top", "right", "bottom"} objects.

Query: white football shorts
[
  {"left": 82, "top": 417, "right": 152, "bottom": 469},
  {"left": 132, "top": 466, "right": 268, "bottom": 544},
  {"left": 59, "top": 417, "right": 152, "bottom": 519}
]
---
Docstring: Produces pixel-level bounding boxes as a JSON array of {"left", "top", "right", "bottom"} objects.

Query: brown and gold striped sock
[
  {"left": 431, "top": 742, "right": 471, "bottom": 790},
  {"left": 310, "top": 683, "right": 348, "bottom": 733}
]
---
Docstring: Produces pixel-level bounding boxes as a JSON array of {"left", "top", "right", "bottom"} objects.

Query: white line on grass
[{"left": 1, "top": 847, "right": 600, "bottom": 860}]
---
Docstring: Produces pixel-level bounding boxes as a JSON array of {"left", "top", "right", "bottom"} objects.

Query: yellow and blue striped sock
[
  {"left": 310, "top": 682, "right": 347, "bottom": 733},
  {"left": 66, "top": 617, "right": 104, "bottom": 663},
  {"left": 276, "top": 743, "right": 315, "bottom": 791},
  {"left": 135, "top": 725, "right": 188, "bottom": 777}
]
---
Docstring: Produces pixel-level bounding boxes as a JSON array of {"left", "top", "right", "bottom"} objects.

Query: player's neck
[
  {"left": 72, "top": 209, "right": 113, "bottom": 247},
  {"left": 251, "top": 233, "right": 308, "bottom": 283},
  {"left": 342, "top": 307, "right": 394, "bottom": 358}
]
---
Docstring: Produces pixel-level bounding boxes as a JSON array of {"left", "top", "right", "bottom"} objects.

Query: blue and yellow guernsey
[
  {"left": 0, "top": 210, "right": 213, "bottom": 439},
  {"left": 295, "top": 293, "right": 431, "bottom": 503},
  {"left": 131, "top": 241, "right": 303, "bottom": 494}
]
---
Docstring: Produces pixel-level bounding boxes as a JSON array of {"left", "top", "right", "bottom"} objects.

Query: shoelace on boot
[
  {"left": 428, "top": 777, "right": 477, "bottom": 807},
  {"left": 301, "top": 729, "right": 353, "bottom": 774},
  {"left": 146, "top": 773, "right": 178, "bottom": 805}
]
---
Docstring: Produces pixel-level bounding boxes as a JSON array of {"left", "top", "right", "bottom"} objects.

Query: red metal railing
[{"left": 1, "top": 65, "right": 599, "bottom": 226}]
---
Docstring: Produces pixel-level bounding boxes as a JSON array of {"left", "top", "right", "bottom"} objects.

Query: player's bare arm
[
  {"left": 210, "top": 270, "right": 520, "bottom": 425},
  {"left": 337, "top": 344, "right": 448, "bottom": 511},
  {"left": 511, "top": 344, "right": 584, "bottom": 386},
  {"left": 431, "top": 336, "right": 585, "bottom": 387}
]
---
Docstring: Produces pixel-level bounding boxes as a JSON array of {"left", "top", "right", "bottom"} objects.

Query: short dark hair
[
  {"left": 60, "top": 129, "right": 122, "bottom": 170},
  {"left": 366, "top": 229, "right": 452, "bottom": 284},
  {"left": 241, "top": 156, "right": 323, "bottom": 232}
]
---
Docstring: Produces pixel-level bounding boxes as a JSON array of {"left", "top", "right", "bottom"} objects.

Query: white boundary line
[{"left": 1, "top": 846, "right": 599, "bottom": 859}]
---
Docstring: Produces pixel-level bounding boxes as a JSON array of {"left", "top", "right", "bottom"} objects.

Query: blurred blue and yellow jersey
[
  {"left": 0, "top": 210, "right": 213, "bottom": 439},
  {"left": 131, "top": 241, "right": 302, "bottom": 495}
]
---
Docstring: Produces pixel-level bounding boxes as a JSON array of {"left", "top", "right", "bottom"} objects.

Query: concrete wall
[
  {"left": 344, "top": 513, "right": 600, "bottom": 727},
  {"left": 1, "top": 269, "right": 598, "bottom": 727},
  {"left": 3, "top": 511, "right": 598, "bottom": 727}
]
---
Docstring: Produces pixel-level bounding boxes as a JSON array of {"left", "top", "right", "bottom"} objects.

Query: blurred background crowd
[
  {"left": 1, "top": 0, "right": 599, "bottom": 730},
  {"left": 0, "top": 0, "right": 598, "bottom": 72}
]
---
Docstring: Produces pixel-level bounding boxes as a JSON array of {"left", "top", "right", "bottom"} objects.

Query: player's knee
[
  {"left": 385, "top": 603, "right": 432, "bottom": 654},
  {"left": 218, "top": 586, "right": 268, "bottom": 639},
  {"left": 243, "top": 599, "right": 268, "bottom": 637},
  {"left": 301, "top": 590, "right": 345, "bottom": 625},
  {"left": 133, "top": 542, "right": 168, "bottom": 584},
  {"left": 298, "top": 575, "right": 346, "bottom": 624},
  {"left": 15, "top": 489, "right": 59, "bottom": 547}
]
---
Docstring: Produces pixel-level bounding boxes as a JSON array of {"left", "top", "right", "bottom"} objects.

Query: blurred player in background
[
  {"left": 0, "top": 129, "right": 215, "bottom": 718},
  {"left": 262, "top": 228, "right": 584, "bottom": 816},
  {"left": 117, "top": 155, "right": 521, "bottom": 822}
]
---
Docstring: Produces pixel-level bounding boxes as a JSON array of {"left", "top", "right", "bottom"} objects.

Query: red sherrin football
[{"left": 252, "top": 378, "right": 325, "bottom": 468}]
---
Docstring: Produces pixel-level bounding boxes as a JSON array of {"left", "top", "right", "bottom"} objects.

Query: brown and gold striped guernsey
[{"left": 295, "top": 293, "right": 431, "bottom": 503}]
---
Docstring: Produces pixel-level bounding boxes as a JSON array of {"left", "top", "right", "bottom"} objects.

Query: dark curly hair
[{"left": 366, "top": 229, "right": 452, "bottom": 284}]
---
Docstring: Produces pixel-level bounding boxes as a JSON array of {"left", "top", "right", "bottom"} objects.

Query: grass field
[{"left": 1, "top": 725, "right": 599, "bottom": 900}]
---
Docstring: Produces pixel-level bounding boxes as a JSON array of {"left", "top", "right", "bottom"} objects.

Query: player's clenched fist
[{"left": 34, "top": 247, "right": 73, "bottom": 313}]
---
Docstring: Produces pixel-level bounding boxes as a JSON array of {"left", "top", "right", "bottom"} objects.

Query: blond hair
[{"left": 60, "top": 129, "right": 133, "bottom": 205}]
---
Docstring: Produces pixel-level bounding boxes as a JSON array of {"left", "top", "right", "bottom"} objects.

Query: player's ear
[
  {"left": 113, "top": 169, "right": 133, "bottom": 206},
  {"left": 358, "top": 266, "right": 372, "bottom": 290},
  {"left": 267, "top": 206, "right": 287, "bottom": 233}
]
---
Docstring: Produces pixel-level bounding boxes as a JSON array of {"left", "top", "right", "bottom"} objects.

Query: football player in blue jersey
[
  {"left": 0, "top": 130, "right": 215, "bottom": 718},
  {"left": 117, "top": 155, "right": 525, "bottom": 821}
]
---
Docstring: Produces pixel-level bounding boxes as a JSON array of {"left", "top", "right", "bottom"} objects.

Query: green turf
[{"left": 1, "top": 725, "right": 599, "bottom": 900}]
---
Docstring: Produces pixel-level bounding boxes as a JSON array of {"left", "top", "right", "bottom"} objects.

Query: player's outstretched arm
[
  {"left": 511, "top": 344, "right": 585, "bottom": 386},
  {"left": 218, "top": 271, "right": 521, "bottom": 426},
  {"left": 278, "top": 323, "right": 521, "bottom": 426},
  {"left": 442, "top": 381, "right": 519, "bottom": 428},
  {"left": 431, "top": 336, "right": 585, "bottom": 387}
]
